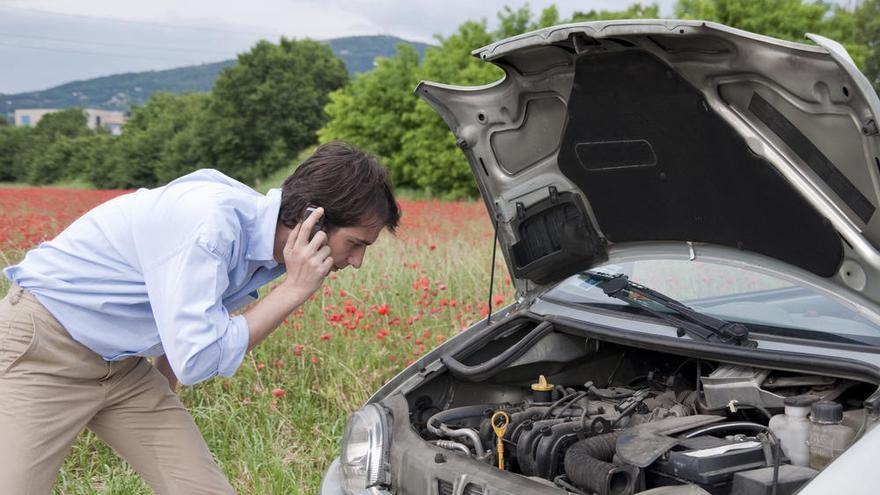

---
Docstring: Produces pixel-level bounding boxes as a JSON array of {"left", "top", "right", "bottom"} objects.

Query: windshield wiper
[{"left": 592, "top": 273, "right": 755, "bottom": 347}]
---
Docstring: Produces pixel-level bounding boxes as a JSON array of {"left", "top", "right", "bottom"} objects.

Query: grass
[{"left": 1, "top": 192, "right": 511, "bottom": 494}]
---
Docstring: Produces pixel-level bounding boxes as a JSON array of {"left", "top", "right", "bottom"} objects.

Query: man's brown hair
[{"left": 279, "top": 142, "right": 401, "bottom": 233}]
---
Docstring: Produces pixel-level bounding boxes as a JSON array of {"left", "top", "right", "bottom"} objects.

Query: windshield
[{"left": 544, "top": 259, "right": 880, "bottom": 346}]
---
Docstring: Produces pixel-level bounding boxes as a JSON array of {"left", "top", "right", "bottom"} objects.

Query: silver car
[{"left": 322, "top": 19, "right": 880, "bottom": 495}]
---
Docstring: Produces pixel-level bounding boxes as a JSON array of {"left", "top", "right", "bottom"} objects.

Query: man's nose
[{"left": 348, "top": 248, "right": 365, "bottom": 269}]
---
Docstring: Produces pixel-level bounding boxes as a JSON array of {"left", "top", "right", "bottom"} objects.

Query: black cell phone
[{"left": 302, "top": 206, "right": 325, "bottom": 241}]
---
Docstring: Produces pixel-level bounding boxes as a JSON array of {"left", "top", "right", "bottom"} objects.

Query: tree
[
  {"left": 319, "top": 44, "right": 422, "bottom": 187},
  {"left": 676, "top": 0, "right": 828, "bottom": 42},
  {"left": 0, "top": 115, "right": 8, "bottom": 126},
  {"left": 495, "top": 5, "right": 562, "bottom": 39},
  {"left": 571, "top": 2, "right": 660, "bottom": 21},
  {"left": 104, "top": 92, "right": 211, "bottom": 188},
  {"left": 853, "top": 0, "right": 880, "bottom": 92},
  {"left": 70, "top": 133, "right": 118, "bottom": 188},
  {"left": 0, "top": 126, "right": 32, "bottom": 181},
  {"left": 399, "top": 20, "right": 500, "bottom": 198},
  {"left": 203, "top": 38, "right": 349, "bottom": 183},
  {"left": 32, "top": 108, "right": 89, "bottom": 141},
  {"left": 24, "top": 109, "right": 90, "bottom": 184}
]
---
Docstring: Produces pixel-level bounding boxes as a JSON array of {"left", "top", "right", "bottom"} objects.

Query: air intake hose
[{"left": 563, "top": 431, "right": 635, "bottom": 495}]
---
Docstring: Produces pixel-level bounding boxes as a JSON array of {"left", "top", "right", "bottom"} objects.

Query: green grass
[{"left": 1, "top": 200, "right": 509, "bottom": 494}]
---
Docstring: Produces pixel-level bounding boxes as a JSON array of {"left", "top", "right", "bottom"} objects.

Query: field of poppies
[{"left": 0, "top": 187, "right": 513, "bottom": 494}]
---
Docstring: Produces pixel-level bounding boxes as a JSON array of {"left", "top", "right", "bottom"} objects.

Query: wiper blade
[{"left": 593, "top": 273, "right": 755, "bottom": 347}]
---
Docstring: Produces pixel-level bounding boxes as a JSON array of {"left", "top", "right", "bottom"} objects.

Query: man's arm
[
  {"left": 243, "top": 207, "right": 332, "bottom": 350},
  {"left": 142, "top": 208, "right": 330, "bottom": 385}
]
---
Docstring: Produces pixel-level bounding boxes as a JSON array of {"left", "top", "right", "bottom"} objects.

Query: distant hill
[{"left": 0, "top": 35, "right": 430, "bottom": 116}]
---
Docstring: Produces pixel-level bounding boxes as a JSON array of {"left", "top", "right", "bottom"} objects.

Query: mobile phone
[{"left": 302, "top": 206, "right": 325, "bottom": 241}]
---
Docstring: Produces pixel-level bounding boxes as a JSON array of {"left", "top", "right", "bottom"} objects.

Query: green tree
[
  {"left": 675, "top": 0, "right": 828, "bottom": 41},
  {"left": 104, "top": 92, "right": 211, "bottom": 188},
  {"left": 399, "top": 20, "right": 500, "bottom": 198},
  {"left": 0, "top": 126, "right": 32, "bottom": 181},
  {"left": 0, "top": 115, "right": 8, "bottom": 126},
  {"left": 853, "top": 0, "right": 880, "bottom": 92},
  {"left": 27, "top": 135, "right": 80, "bottom": 184},
  {"left": 32, "top": 108, "right": 89, "bottom": 141},
  {"left": 69, "top": 133, "right": 118, "bottom": 187},
  {"left": 319, "top": 44, "right": 422, "bottom": 187},
  {"left": 203, "top": 38, "right": 349, "bottom": 183},
  {"left": 24, "top": 109, "right": 90, "bottom": 184},
  {"left": 571, "top": 2, "right": 660, "bottom": 21}
]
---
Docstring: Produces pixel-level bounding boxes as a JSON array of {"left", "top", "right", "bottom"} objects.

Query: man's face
[{"left": 325, "top": 221, "right": 384, "bottom": 271}]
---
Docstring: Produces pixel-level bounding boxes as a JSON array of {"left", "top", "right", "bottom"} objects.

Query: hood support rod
[{"left": 487, "top": 216, "right": 500, "bottom": 324}]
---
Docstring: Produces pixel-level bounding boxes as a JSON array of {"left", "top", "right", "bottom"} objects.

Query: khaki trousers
[{"left": 0, "top": 285, "right": 236, "bottom": 494}]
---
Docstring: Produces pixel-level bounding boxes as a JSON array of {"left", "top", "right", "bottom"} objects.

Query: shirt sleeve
[{"left": 141, "top": 228, "right": 250, "bottom": 386}]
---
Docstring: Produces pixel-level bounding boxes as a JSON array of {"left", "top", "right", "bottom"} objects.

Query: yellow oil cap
[{"left": 531, "top": 374, "right": 553, "bottom": 392}]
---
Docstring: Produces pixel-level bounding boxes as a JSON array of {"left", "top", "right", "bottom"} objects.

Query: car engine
[{"left": 405, "top": 317, "right": 878, "bottom": 495}]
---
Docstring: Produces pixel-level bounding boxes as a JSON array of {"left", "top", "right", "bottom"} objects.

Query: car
[{"left": 321, "top": 18, "right": 880, "bottom": 495}]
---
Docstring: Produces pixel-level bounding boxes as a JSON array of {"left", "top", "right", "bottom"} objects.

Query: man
[{"left": 0, "top": 141, "right": 400, "bottom": 494}]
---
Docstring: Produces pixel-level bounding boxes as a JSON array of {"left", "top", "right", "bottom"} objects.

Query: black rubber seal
[{"left": 749, "top": 92, "right": 874, "bottom": 224}]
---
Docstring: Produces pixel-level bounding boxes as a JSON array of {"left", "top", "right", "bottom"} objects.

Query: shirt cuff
[{"left": 217, "top": 314, "right": 250, "bottom": 377}]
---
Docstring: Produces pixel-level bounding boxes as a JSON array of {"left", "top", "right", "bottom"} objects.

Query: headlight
[{"left": 340, "top": 403, "right": 390, "bottom": 494}]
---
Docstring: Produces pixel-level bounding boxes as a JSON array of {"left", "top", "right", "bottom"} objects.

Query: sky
[{"left": 0, "top": 0, "right": 683, "bottom": 94}]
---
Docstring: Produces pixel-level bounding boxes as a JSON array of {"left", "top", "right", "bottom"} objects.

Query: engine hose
[
  {"left": 428, "top": 404, "right": 500, "bottom": 432},
  {"left": 431, "top": 440, "right": 471, "bottom": 456},
  {"left": 442, "top": 321, "right": 554, "bottom": 382},
  {"left": 563, "top": 430, "right": 635, "bottom": 495},
  {"left": 428, "top": 405, "right": 502, "bottom": 456},
  {"left": 438, "top": 425, "right": 484, "bottom": 456}
]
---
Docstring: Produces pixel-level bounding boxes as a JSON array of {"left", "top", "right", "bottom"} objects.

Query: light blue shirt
[{"left": 3, "top": 169, "right": 286, "bottom": 385}]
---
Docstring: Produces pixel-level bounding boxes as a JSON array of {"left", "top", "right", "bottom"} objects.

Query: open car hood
[{"left": 416, "top": 19, "right": 880, "bottom": 306}]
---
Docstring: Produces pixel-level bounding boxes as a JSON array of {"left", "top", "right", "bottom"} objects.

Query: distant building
[
  {"left": 84, "top": 109, "right": 126, "bottom": 136},
  {"left": 13, "top": 108, "right": 128, "bottom": 135},
  {"left": 13, "top": 108, "right": 59, "bottom": 127}
]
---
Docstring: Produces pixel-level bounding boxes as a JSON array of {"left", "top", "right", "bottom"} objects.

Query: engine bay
[{"left": 403, "top": 316, "right": 880, "bottom": 495}]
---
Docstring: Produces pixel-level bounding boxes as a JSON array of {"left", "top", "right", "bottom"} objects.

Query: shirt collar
[{"left": 245, "top": 188, "right": 282, "bottom": 264}]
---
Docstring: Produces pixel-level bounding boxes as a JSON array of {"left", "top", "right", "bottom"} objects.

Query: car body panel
[{"left": 416, "top": 19, "right": 880, "bottom": 308}]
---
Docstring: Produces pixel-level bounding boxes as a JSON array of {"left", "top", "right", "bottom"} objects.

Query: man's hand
[
  {"left": 243, "top": 207, "right": 332, "bottom": 350},
  {"left": 279, "top": 207, "right": 333, "bottom": 302}
]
